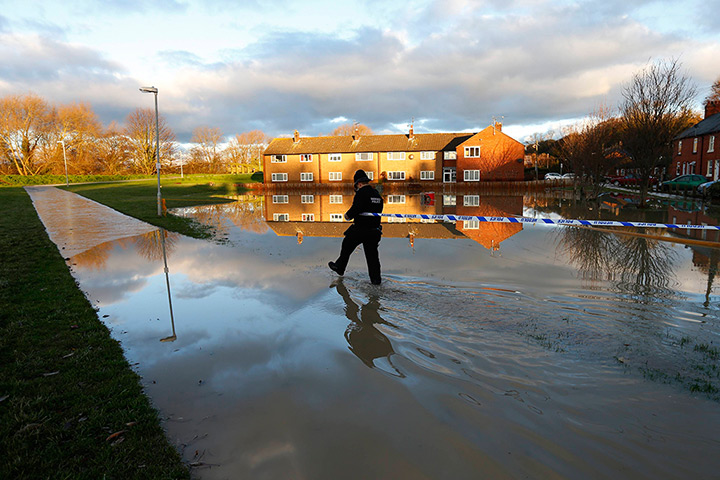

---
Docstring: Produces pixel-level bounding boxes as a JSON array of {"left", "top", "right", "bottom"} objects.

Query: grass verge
[
  {"left": 0, "top": 187, "right": 190, "bottom": 479},
  {"left": 65, "top": 174, "right": 260, "bottom": 240}
]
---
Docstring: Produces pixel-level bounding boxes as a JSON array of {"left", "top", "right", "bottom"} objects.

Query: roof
[
  {"left": 264, "top": 132, "right": 474, "bottom": 155},
  {"left": 674, "top": 113, "right": 720, "bottom": 141}
]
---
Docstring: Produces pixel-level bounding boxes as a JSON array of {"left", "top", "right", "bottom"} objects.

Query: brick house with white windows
[
  {"left": 671, "top": 101, "right": 720, "bottom": 180},
  {"left": 262, "top": 123, "right": 524, "bottom": 186}
]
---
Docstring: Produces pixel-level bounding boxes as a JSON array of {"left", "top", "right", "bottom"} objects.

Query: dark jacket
[{"left": 345, "top": 185, "right": 383, "bottom": 230}]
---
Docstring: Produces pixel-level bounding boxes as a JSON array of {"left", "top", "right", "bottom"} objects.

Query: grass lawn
[
  {"left": 64, "top": 173, "right": 261, "bottom": 239},
  {"left": 0, "top": 177, "right": 263, "bottom": 478}
]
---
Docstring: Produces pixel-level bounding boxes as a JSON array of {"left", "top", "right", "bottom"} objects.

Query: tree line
[
  {"left": 527, "top": 60, "right": 719, "bottom": 201},
  {"left": 0, "top": 94, "right": 271, "bottom": 176}
]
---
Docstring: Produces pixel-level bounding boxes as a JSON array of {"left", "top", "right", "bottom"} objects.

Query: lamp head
[{"left": 139, "top": 86, "right": 158, "bottom": 94}]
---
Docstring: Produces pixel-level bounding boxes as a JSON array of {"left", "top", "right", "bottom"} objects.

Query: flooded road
[{"left": 56, "top": 191, "right": 720, "bottom": 479}]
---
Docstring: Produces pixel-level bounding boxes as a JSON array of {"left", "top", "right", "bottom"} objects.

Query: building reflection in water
[
  {"left": 333, "top": 279, "right": 404, "bottom": 377},
  {"left": 263, "top": 192, "right": 524, "bottom": 252}
]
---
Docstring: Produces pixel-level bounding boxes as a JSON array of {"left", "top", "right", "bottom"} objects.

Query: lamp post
[
  {"left": 139, "top": 86, "right": 162, "bottom": 216},
  {"left": 57, "top": 140, "right": 69, "bottom": 186}
]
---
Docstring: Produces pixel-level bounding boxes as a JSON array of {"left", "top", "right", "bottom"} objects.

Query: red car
[{"left": 606, "top": 174, "right": 658, "bottom": 186}]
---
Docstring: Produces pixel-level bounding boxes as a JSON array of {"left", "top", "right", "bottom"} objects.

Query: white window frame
[
  {"left": 678, "top": 140, "right": 682, "bottom": 155},
  {"left": 272, "top": 195, "right": 288, "bottom": 204},
  {"left": 366, "top": 171, "right": 374, "bottom": 180},
  {"left": 300, "top": 172, "right": 314, "bottom": 182},
  {"left": 444, "top": 151, "right": 457, "bottom": 160},
  {"left": 464, "top": 169, "right": 480, "bottom": 181},
  {"left": 300, "top": 154, "right": 313, "bottom": 162},
  {"left": 387, "top": 171, "right": 406, "bottom": 180},
  {"left": 463, "top": 219, "right": 480, "bottom": 229},
  {"left": 709, "top": 136, "right": 715, "bottom": 153},
  {"left": 355, "top": 152, "right": 373, "bottom": 161},
  {"left": 328, "top": 153, "right": 342, "bottom": 162},
  {"left": 273, "top": 213, "right": 289, "bottom": 221},
  {"left": 301, "top": 213, "right": 315, "bottom": 222},
  {"left": 301, "top": 194, "right": 314, "bottom": 204},
  {"left": 463, "top": 195, "right": 480, "bottom": 207},
  {"left": 443, "top": 195, "right": 456, "bottom": 206},
  {"left": 271, "top": 154, "right": 287, "bottom": 163},
  {"left": 421, "top": 151, "right": 435, "bottom": 160},
  {"left": 388, "top": 216, "right": 407, "bottom": 223},
  {"left": 464, "top": 146, "right": 480, "bottom": 158},
  {"left": 330, "top": 213, "right": 344, "bottom": 222},
  {"left": 329, "top": 172, "right": 342, "bottom": 181},
  {"left": 387, "top": 195, "right": 406, "bottom": 204},
  {"left": 708, "top": 160, "right": 714, "bottom": 178},
  {"left": 387, "top": 152, "right": 406, "bottom": 161},
  {"left": 271, "top": 173, "right": 288, "bottom": 182},
  {"left": 693, "top": 138, "right": 698, "bottom": 153},
  {"left": 420, "top": 170, "right": 434, "bottom": 180},
  {"left": 329, "top": 195, "right": 343, "bottom": 204}
]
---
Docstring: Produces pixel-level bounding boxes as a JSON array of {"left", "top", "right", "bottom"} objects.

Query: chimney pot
[
  {"left": 293, "top": 130, "right": 300, "bottom": 142},
  {"left": 706, "top": 100, "right": 720, "bottom": 118}
]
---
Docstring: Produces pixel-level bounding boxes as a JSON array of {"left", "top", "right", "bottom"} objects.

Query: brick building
[
  {"left": 262, "top": 123, "right": 524, "bottom": 186},
  {"left": 671, "top": 101, "right": 720, "bottom": 179}
]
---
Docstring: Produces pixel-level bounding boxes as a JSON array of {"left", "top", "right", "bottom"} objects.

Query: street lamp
[
  {"left": 139, "top": 86, "right": 162, "bottom": 216},
  {"left": 57, "top": 140, "right": 69, "bottom": 186}
]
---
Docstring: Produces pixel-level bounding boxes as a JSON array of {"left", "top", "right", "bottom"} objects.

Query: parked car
[
  {"left": 697, "top": 179, "right": 720, "bottom": 196},
  {"left": 561, "top": 173, "right": 576, "bottom": 179},
  {"left": 660, "top": 174, "right": 707, "bottom": 192},
  {"left": 544, "top": 172, "right": 562, "bottom": 180},
  {"left": 606, "top": 174, "right": 658, "bottom": 187}
]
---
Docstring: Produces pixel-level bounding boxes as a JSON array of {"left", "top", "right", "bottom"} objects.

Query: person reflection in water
[
  {"left": 329, "top": 169, "right": 384, "bottom": 285},
  {"left": 334, "top": 279, "right": 402, "bottom": 376}
]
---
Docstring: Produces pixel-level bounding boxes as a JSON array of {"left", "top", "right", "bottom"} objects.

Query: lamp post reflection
[
  {"left": 333, "top": 279, "right": 403, "bottom": 377},
  {"left": 158, "top": 228, "right": 177, "bottom": 342}
]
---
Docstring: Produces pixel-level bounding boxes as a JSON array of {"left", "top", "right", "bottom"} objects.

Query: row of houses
[
  {"left": 262, "top": 123, "right": 525, "bottom": 186},
  {"left": 672, "top": 100, "right": 720, "bottom": 179}
]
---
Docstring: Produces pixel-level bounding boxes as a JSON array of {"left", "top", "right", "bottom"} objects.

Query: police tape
[{"left": 359, "top": 212, "right": 720, "bottom": 230}]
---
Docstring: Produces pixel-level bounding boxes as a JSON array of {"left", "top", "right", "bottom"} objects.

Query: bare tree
[
  {"left": 190, "top": 126, "right": 224, "bottom": 172},
  {"left": 226, "top": 130, "right": 269, "bottom": 173},
  {"left": 0, "top": 94, "right": 54, "bottom": 175},
  {"left": 706, "top": 77, "right": 720, "bottom": 105},
  {"left": 47, "top": 102, "right": 103, "bottom": 175},
  {"left": 124, "top": 108, "right": 176, "bottom": 175},
  {"left": 620, "top": 59, "right": 697, "bottom": 203},
  {"left": 332, "top": 123, "right": 373, "bottom": 136}
]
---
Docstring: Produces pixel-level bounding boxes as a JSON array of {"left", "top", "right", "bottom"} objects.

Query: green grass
[
  {"left": 64, "top": 173, "right": 261, "bottom": 239},
  {"left": 0, "top": 187, "right": 190, "bottom": 479}
]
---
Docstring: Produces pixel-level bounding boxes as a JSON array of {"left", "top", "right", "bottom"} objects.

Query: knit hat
[{"left": 353, "top": 169, "right": 371, "bottom": 185}]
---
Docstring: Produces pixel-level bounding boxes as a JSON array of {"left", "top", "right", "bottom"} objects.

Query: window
[
  {"left": 300, "top": 172, "right": 313, "bottom": 182},
  {"left": 387, "top": 171, "right": 406, "bottom": 180},
  {"left": 273, "top": 213, "right": 289, "bottom": 221},
  {"left": 463, "top": 195, "right": 479, "bottom": 206},
  {"left": 421, "top": 151, "right": 435, "bottom": 160},
  {"left": 710, "top": 136, "right": 716, "bottom": 153},
  {"left": 330, "top": 213, "right": 344, "bottom": 222},
  {"left": 271, "top": 154, "right": 287, "bottom": 163},
  {"left": 366, "top": 171, "right": 374, "bottom": 180},
  {"left": 443, "top": 195, "right": 456, "bottom": 206},
  {"left": 388, "top": 216, "right": 406, "bottom": 223},
  {"left": 329, "top": 153, "right": 341, "bottom": 162},
  {"left": 271, "top": 173, "right": 288, "bottom": 182},
  {"left": 356, "top": 152, "right": 373, "bottom": 161},
  {"left": 464, "top": 146, "right": 480, "bottom": 158},
  {"left": 420, "top": 170, "right": 434, "bottom": 180},
  {"left": 709, "top": 160, "right": 714, "bottom": 178},
  {"left": 329, "top": 195, "right": 343, "bottom": 204},
  {"left": 301, "top": 214, "right": 315, "bottom": 222},
  {"left": 272, "top": 195, "right": 288, "bottom": 204},
  {"left": 463, "top": 220, "right": 479, "bottom": 229},
  {"left": 464, "top": 169, "right": 480, "bottom": 181},
  {"left": 678, "top": 141, "right": 682, "bottom": 155},
  {"left": 387, "top": 195, "right": 406, "bottom": 204},
  {"left": 693, "top": 138, "right": 698, "bottom": 153},
  {"left": 301, "top": 195, "right": 314, "bottom": 204},
  {"left": 329, "top": 172, "right": 342, "bottom": 181},
  {"left": 300, "top": 154, "right": 313, "bottom": 162},
  {"left": 444, "top": 151, "right": 457, "bottom": 160},
  {"left": 387, "top": 152, "right": 405, "bottom": 161}
]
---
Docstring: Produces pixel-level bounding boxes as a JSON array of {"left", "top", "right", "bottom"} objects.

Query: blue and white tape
[{"left": 360, "top": 212, "right": 720, "bottom": 231}]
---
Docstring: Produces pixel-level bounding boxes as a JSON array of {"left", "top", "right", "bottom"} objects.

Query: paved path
[{"left": 25, "top": 186, "right": 158, "bottom": 258}]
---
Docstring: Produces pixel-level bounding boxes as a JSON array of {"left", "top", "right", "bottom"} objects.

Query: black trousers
[{"left": 334, "top": 226, "right": 382, "bottom": 283}]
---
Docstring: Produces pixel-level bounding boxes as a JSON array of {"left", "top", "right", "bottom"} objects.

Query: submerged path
[{"left": 25, "top": 186, "right": 157, "bottom": 258}]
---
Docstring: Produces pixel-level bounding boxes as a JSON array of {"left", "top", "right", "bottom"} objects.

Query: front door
[{"left": 443, "top": 167, "right": 456, "bottom": 183}]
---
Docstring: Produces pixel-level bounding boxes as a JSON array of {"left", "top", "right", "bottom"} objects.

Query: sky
[{"left": 1, "top": 0, "right": 719, "bottom": 143}]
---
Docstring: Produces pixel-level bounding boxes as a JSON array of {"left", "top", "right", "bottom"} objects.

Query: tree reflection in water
[
  {"left": 134, "top": 229, "right": 179, "bottom": 262},
  {"left": 557, "top": 226, "right": 676, "bottom": 296}
]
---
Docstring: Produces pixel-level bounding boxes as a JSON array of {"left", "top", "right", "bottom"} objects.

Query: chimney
[
  {"left": 706, "top": 100, "right": 720, "bottom": 118},
  {"left": 495, "top": 121, "right": 502, "bottom": 132},
  {"left": 352, "top": 127, "right": 359, "bottom": 141},
  {"left": 293, "top": 130, "right": 300, "bottom": 143},
  {"left": 409, "top": 123, "right": 415, "bottom": 140}
]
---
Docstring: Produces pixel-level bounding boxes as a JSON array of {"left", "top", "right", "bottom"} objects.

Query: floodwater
[{"left": 60, "top": 191, "right": 720, "bottom": 479}]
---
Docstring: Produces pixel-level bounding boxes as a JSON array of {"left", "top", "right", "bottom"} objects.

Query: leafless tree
[
  {"left": 124, "top": 108, "right": 177, "bottom": 175},
  {"left": 225, "top": 130, "right": 269, "bottom": 172},
  {"left": 706, "top": 77, "right": 720, "bottom": 105},
  {"left": 0, "top": 94, "right": 54, "bottom": 175},
  {"left": 620, "top": 59, "right": 697, "bottom": 203},
  {"left": 190, "top": 126, "right": 224, "bottom": 172},
  {"left": 332, "top": 123, "right": 373, "bottom": 136}
]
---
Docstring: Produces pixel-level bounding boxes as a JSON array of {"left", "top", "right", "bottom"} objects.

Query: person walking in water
[{"left": 329, "top": 169, "right": 384, "bottom": 285}]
